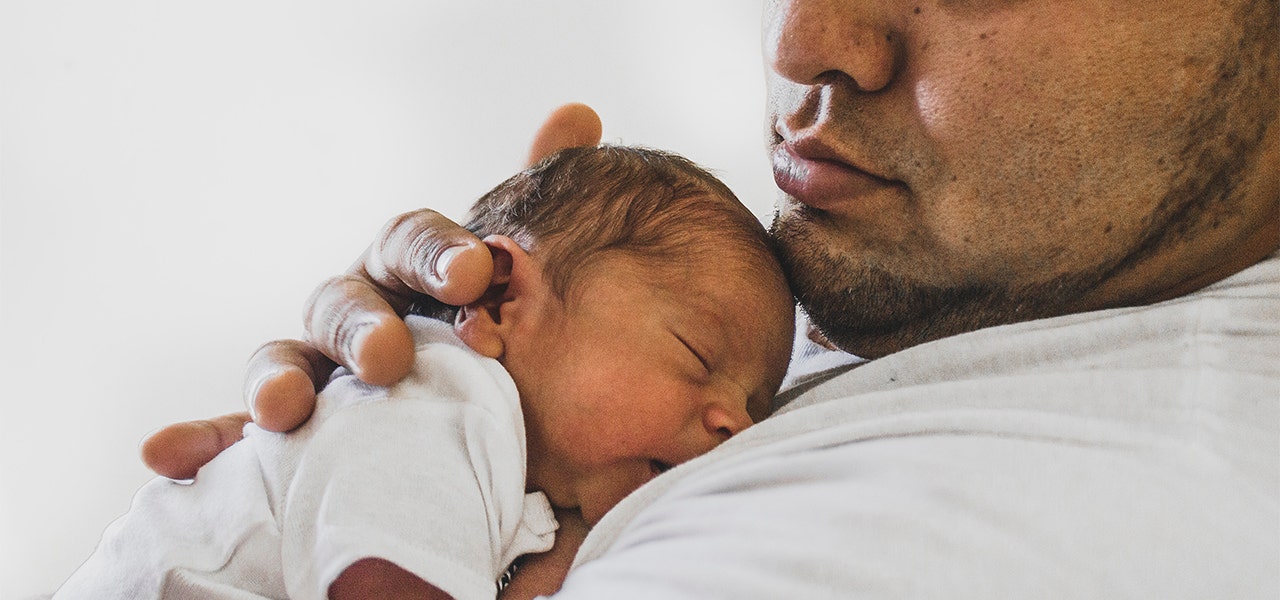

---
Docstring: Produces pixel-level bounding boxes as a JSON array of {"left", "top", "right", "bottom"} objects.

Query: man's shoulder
[{"left": 573, "top": 428, "right": 1278, "bottom": 599}]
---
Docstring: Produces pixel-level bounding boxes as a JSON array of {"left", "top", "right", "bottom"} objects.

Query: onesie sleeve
[{"left": 280, "top": 321, "right": 556, "bottom": 600}]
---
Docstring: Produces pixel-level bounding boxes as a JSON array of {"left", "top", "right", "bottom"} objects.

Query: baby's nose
[
  {"left": 663, "top": 401, "right": 753, "bottom": 468},
  {"left": 701, "top": 401, "right": 752, "bottom": 443}
]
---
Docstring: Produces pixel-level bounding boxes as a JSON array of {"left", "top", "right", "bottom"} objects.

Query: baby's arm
[
  {"left": 330, "top": 559, "right": 453, "bottom": 600},
  {"left": 283, "top": 321, "right": 555, "bottom": 599},
  {"left": 324, "top": 509, "right": 586, "bottom": 600}
]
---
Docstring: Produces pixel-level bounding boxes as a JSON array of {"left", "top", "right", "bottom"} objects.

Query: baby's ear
[{"left": 454, "top": 235, "right": 540, "bottom": 359}]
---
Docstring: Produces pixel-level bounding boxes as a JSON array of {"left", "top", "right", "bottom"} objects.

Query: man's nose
[{"left": 764, "top": 0, "right": 900, "bottom": 93}]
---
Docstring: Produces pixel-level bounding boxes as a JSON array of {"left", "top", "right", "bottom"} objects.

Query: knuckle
[
  {"left": 250, "top": 339, "right": 299, "bottom": 361},
  {"left": 377, "top": 209, "right": 446, "bottom": 257},
  {"left": 376, "top": 209, "right": 457, "bottom": 290},
  {"left": 304, "top": 275, "right": 359, "bottom": 325},
  {"left": 303, "top": 275, "right": 370, "bottom": 357}
]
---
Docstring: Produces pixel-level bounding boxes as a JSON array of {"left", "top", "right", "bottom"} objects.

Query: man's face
[{"left": 765, "top": 0, "right": 1279, "bottom": 357}]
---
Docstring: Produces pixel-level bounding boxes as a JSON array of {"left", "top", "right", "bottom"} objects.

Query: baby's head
[{"left": 453, "top": 145, "right": 794, "bottom": 524}]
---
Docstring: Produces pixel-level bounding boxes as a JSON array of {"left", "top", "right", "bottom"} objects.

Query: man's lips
[{"left": 771, "top": 138, "right": 899, "bottom": 211}]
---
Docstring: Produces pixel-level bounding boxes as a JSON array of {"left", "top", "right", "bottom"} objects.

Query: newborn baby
[{"left": 55, "top": 145, "right": 794, "bottom": 600}]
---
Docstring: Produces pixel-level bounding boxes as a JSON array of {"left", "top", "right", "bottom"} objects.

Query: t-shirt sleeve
[{"left": 280, "top": 336, "right": 543, "bottom": 600}]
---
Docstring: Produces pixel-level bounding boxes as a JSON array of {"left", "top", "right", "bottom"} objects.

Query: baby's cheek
[
  {"left": 580, "top": 467, "right": 654, "bottom": 526},
  {"left": 552, "top": 419, "right": 659, "bottom": 467}
]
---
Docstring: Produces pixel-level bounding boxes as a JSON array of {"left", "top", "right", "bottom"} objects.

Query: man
[{"left": 147, "top": 1, "right": 1279, "bottom": 597}]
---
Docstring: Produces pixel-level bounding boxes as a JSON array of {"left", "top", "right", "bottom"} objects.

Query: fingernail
[
  {"left": 433, "top": 245, "right": 465, "bottom": 283},
  {"left": 246, "top": 375, "right": 268, "bottom": 421},
  {"left": 347, "top": 321, "right": 375, "bottom": 360},
  {"left": 245, "top": 368, "right": 288, "bottom": 422}
]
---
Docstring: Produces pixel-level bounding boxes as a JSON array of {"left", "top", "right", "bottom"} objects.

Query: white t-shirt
[
  {"left": 55, "top": 317, "right": 557, "bottom": 600},
  {"left": 556, "top": 254, "right": 1280, "bottom": 599}
]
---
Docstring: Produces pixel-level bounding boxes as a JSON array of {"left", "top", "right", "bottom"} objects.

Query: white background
[{"left": 0, "top": 1, "right": 772, "bottom": 596}]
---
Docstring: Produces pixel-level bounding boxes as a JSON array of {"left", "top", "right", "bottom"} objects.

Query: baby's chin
[
  {"left": 581, "top": 498, "right": 632, "bottom": 527},
  {"left": 577, "top": 476, "right": 664, "bottom": 526}
]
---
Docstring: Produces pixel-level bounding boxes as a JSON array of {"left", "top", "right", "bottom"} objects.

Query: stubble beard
[
  {"left": 769, "top": 208, "right": 1105, "bottom": 359},
  {"left": 770, "top": 2, "right": 1277, "bottom": 360}
]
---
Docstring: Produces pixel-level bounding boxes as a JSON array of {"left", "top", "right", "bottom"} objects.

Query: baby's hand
[{"left": 499, "top": 508, "right": 591, "bottom": 600}]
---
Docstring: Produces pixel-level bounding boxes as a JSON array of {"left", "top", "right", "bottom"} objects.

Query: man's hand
[{"left": 141, "top": 103, "right": 603, "bottom": 480}]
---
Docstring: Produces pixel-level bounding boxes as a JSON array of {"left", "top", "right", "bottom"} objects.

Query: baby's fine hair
[{"left": 464, "top": 144, "right": 779, "bottom": 300}]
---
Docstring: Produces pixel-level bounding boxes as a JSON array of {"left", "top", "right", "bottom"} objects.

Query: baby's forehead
[
  {"left": 600, "top": 239, "right": 772, "bottom": 281},
  {"left": 599, "top": 251, "right": 787, "bottom": 312}
]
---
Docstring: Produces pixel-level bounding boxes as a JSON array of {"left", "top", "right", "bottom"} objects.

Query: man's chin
[
  {"left": 771, "top": 214, "right": 1095, "bottom": 357},
  {"left": 788, "top": 257, "right": 980, "bottom": 358},
  {"left": 770, "top": 218, "right": 936, "bottom": 356}
]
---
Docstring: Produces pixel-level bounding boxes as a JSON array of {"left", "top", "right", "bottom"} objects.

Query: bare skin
[
  {"left": 139, "top": 104, "right": 640, "bottom": 597},
  {"left": 764, "top": 0, "right": 1279, "bottom": 357},
  {"left": 145, "top": 0, "right": 1279, "bottom": 473},
  {"left": 139, "top": 103, "right": 601, "bottom": 480},
  {"left": 142, "top": 0, "right": 1278, "bottom": 592},
  {"left": 326, "top": 509, "right": 591, "bottom": 600},
  {"left": 495, "top": 508, "right": 590, "bottom": 600},
  {"left": 328, "top": 559, "right": 452, "bottom": 600}
]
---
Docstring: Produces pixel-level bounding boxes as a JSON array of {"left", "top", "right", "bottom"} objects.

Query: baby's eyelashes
[{"left": 673, "top": 332, "right": 712, "bottom": 375}]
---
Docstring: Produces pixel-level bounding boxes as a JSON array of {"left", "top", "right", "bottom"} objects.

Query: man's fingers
[
  {"left": 140, "top": 412, "right": 252, "bottom": 481},
  {"left": 245, "top": 340, "right": 336, "bottom": 432},
  {"left": 359, "top": 208, "right": 494, "bottom": 308},
  {"left": 297, "top": 104, "right": 599, "bottom": 393},
  {"left": 307, "top": 209, "right": 491, "bottom": 389},
  {"left": 525, "top": 103, "right": 604, "bottom": 167},
  {"left": 304, "top": 274, "right": 419, "bottom": 387}
]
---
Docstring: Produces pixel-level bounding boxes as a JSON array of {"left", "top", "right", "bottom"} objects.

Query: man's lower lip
[{"left": 771, "top": 146, "right": 895, "bottom": 211}]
